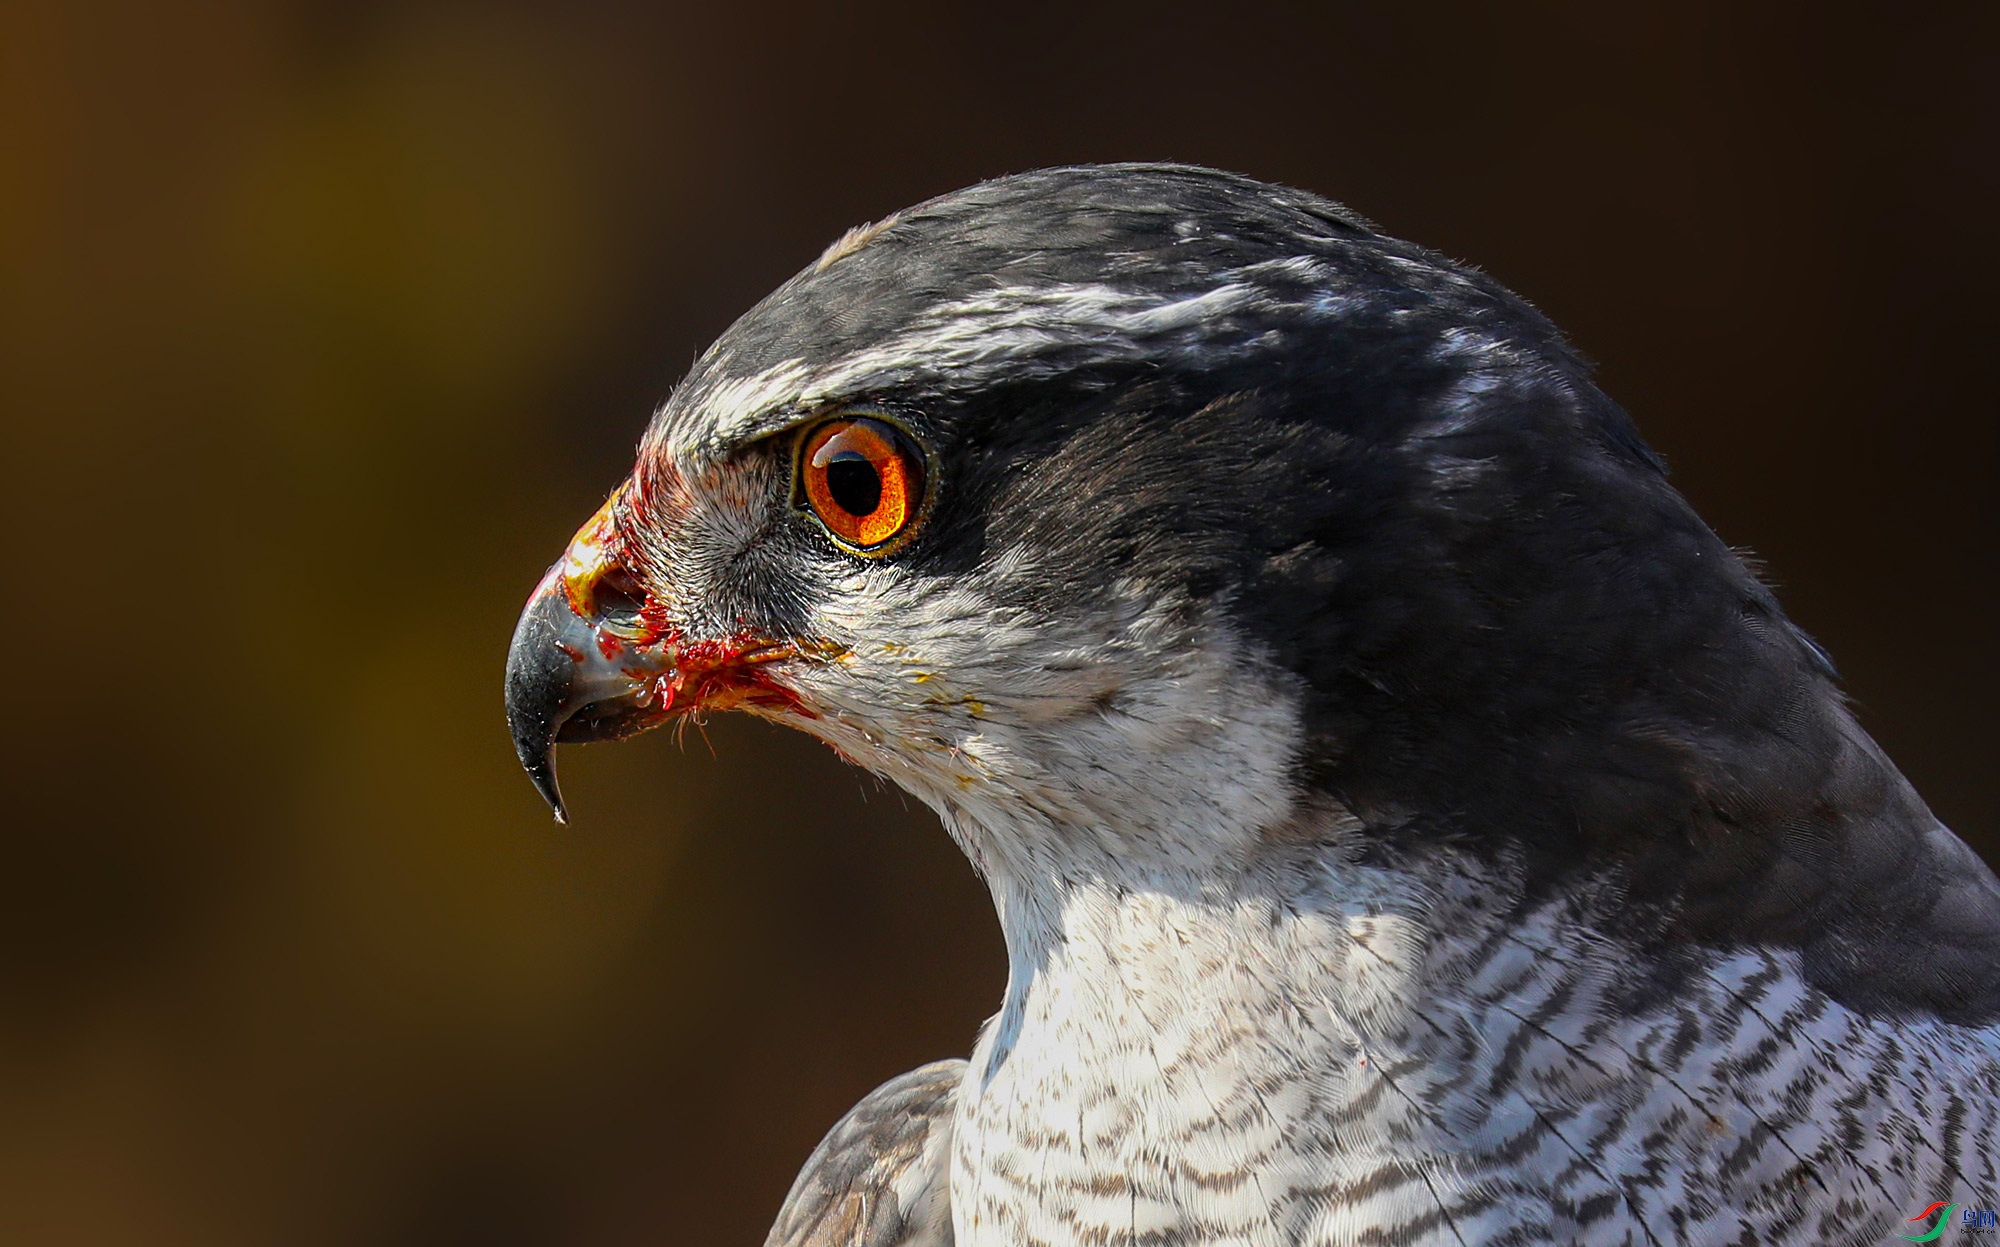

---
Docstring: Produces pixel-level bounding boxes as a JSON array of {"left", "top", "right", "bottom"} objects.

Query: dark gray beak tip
[
  {"left": 506, "top": 573, "right": 578, "bottom": 824},
  {"left": 523, "top": 749, "right": 569, "bottom": 825}
]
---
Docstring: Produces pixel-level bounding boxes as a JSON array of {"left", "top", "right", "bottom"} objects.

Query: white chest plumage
[{"left": 948, "top": 849, "right": 2000, "bottom": 1247}]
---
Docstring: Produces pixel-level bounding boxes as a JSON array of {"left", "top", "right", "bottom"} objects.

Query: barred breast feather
[{"left": 774, "top": 835, "right": 1998, "bottom": 1247}]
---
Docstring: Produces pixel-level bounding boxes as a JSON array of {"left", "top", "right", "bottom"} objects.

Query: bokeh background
[{"left": 2, "top": 1, "right": 1994, "bottom": 1242}]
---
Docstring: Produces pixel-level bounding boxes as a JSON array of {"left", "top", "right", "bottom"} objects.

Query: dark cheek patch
[{"left": 621, "top": 441, "right": 828, "bottom": 644}]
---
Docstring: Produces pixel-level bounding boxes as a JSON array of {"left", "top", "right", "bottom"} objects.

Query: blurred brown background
[{"left": 1, "top": 1, "right": 1993, "bottom": 1242}]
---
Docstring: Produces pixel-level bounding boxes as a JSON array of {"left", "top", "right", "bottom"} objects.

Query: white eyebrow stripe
[{"left": 652, "top": 275, "right": 1306, "bottom": 466}]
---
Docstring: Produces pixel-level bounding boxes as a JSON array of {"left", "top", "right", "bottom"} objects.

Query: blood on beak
[{"left": 503, "top": 487, "right": 802, "bottom": 823}]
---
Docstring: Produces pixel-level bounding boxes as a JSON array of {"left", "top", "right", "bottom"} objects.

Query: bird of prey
[{"left": 504, "top": 165, "right": 1999, "bottom": 1246}]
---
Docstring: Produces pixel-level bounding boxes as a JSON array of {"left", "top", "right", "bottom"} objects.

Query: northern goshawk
[{"left": 504, "top": 165, "right": 2000, "bottom": 1246}]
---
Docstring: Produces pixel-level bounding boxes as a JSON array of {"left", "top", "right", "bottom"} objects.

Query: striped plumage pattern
[{"left": 780, "top": 837, "right": 1999, "bottom": 1245}]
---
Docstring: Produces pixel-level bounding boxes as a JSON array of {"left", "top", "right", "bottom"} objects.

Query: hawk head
[{"left": 504, "top": 164, "right": 1998, "bottom": 1016}]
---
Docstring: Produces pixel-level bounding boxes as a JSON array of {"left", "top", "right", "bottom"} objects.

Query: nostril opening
[{"left": 592, "top": 566, "right": 647, "bottom": 629}]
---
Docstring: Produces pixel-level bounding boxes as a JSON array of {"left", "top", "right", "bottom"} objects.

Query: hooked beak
[
  {"left": 504, "top": 489, "right": 675, "bottom": 823},
  {"left": 504, "top": 487, "right": 810, "bottom": 823}
]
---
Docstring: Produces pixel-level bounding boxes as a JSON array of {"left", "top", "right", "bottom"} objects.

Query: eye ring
[{"left": 794, "top": 413, "right": 933, "bottom": 556}]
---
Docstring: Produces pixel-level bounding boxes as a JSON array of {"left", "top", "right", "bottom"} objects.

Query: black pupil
[{"left": 825, "top": 454, "right": 882, "bottom": 517}]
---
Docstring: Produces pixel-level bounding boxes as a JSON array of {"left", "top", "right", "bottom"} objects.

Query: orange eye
[{"left": 799, "top": 416, "right": 928, "bottom": 553}]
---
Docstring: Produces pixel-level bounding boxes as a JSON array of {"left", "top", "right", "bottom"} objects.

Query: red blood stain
[
  {"left": 665, "top": 630, "right": 816, "bottom": 720},
  {"left": 553, "top": 470, "right": 818, "bottom": 725}
]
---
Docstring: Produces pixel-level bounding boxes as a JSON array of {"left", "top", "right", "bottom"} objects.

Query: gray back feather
[{"left": 765, "top": 1059, "right": 964, "bottom": 1247}]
